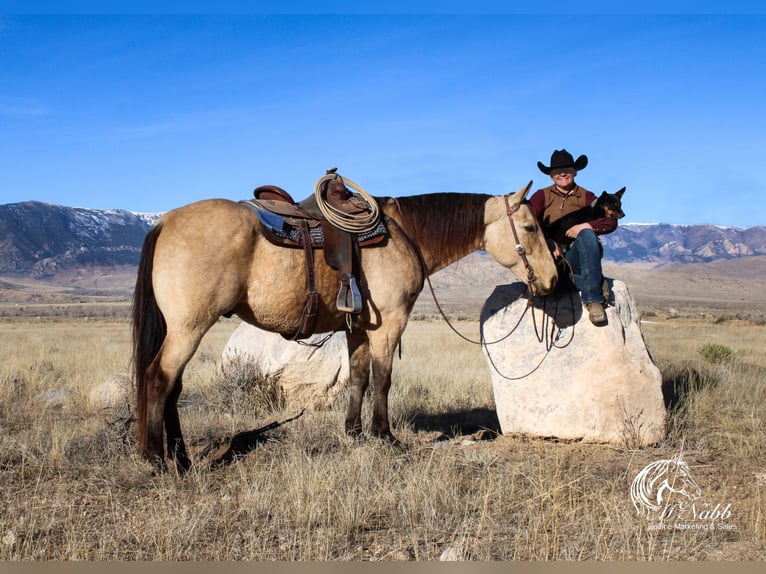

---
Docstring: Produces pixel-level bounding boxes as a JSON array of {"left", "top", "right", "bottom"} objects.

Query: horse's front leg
[
  {"left": 344, "top": 330, "right": 370, "bottom": 437},
  {"left": 369, "top": 360, "right": 397, "bottom": 443},
  {"left": 367, "top": 328, "right": 403, "bottom": 444}
]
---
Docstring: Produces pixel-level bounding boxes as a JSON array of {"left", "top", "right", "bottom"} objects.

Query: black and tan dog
[{"left": 543, "top": 187, "right": 626, "bottom": 250}]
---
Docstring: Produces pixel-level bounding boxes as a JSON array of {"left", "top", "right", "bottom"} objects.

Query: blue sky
[{"left": 1, "top": 3, "right": 765, "bottom": 226}]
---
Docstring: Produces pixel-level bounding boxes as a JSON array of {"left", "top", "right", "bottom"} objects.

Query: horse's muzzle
[{"left": 528, "top": 275, "right": 558, "bottom": 297}]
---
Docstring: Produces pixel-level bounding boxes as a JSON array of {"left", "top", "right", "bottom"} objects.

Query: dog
[{"left": 543, "top": 187, "right": 626, "bottom": 250}]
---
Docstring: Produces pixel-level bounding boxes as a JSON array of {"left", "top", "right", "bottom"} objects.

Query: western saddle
[{"left": 240, "top": 170, "right": 388, "bottom": 339}]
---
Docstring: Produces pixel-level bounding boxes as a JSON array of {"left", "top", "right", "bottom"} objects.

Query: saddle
[{"left": 241, "top": 178, "right": 388, "bottom": 339}]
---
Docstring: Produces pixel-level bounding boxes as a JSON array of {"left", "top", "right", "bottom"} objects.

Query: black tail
[{"left": 132, "top": 223, "right": 166, "bottom": 453}]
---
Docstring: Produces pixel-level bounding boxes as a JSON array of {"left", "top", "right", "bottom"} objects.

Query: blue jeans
[{"left": 564, "top": 229, "right": 604, "bottom": 304}]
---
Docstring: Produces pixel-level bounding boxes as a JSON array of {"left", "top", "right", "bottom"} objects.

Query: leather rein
[
  {"left": 390, "top": 193, "right": 543, "bottom": 346},
  {"left": 391, "top": 193, "right": 576, "bottom": 379}
]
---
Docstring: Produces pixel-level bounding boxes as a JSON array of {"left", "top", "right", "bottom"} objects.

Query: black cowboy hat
[{"left": 537, "top": 149, "right": 588, "bottom": 175}]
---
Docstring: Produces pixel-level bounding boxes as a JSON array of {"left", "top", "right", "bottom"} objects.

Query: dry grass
[{"left": 1, "top": 312, "right": 765, "bottom": 560}]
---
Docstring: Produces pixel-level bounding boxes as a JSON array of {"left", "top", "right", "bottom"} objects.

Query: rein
[
  {"left": 391, "top": 193, "right": 576, "bottom": 379},
  {"left": 482, "top": 288, "right": 576, "bottom": 380}
]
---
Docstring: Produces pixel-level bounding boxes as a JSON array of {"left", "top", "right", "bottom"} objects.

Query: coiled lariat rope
[{"left": 313, "top": 169, "right": 381, "bottom": 233}]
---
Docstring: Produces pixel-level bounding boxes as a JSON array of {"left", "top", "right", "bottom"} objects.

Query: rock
[
  {"left": 34, "top": 389, "right": 73, "bottom": 411},
  {"left": 439, "top": 546, "right": 463, "bottom": 561},
  {"left": 480, "top": 279, "right": 666, "bottom": 446},
  {"left": 89, "top": 372, "right": 132, "bottom": 411},
  {"left": 390, "top": 549, "right": 413, "bottom": 561},
  {"left": 3, "top": 529, "right": 17, "bottom": 548},
  {"left": 221, "top": 324, "right": 349, "bottom": 409}
]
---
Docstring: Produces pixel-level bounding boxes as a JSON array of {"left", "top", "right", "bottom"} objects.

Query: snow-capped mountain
[
  {"left": 0, "top": 201, "right": 160, "bottom": 277},
  {"left": 0, "top": 200, "right": 764, "bottom": 277},
  {"left": 601, "top": 222, "right": 766, "bottom": 263}
]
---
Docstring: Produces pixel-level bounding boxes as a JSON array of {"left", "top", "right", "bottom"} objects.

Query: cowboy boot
[{"left": 584, "top": 302, "right": 607, "bottom": 327}]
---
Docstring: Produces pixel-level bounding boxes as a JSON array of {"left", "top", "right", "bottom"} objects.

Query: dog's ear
[{"left": 615, "top": 187, "right": 626, "bottom": 198}]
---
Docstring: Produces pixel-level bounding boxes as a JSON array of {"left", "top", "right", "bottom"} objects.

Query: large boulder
[
  {"left": 221, "top": 324, "right": 349, "bottom": 409},
  {"left": 480, "top": 279, "right": 666, "bottom": 446}
]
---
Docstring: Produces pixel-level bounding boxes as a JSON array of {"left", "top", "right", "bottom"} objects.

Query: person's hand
[
  {"left": 547, "top": 238, "right": 562, "bottom": 260},
  {"left": 565, "top": 222, "right": 592, "bottom": 239}
]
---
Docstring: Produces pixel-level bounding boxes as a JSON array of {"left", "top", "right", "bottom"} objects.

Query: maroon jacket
[{"left": 529, "top": 184, "right": 617, "bottom": 235}]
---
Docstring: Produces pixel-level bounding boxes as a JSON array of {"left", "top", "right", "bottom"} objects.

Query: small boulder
[
  {"left": 89, "top": 372, "right": 132, "bottom": 412},
  {"left": 480, "top": 279, "right": 666, "bottom": 446},
  {"left": 221, "top": 324, "right": 349, "bottom": 409},
  {"left": 34, "top": 389, "right": 73, "bottom": 411}
]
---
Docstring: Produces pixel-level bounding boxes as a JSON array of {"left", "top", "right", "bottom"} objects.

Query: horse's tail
[{"left": 132, "top": 223, "right": 166, "bottom": 453}]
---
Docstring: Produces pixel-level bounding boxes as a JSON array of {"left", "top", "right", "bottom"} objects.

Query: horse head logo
[{"left": 630, "top": 454, "right": 702, "bottom": 517}]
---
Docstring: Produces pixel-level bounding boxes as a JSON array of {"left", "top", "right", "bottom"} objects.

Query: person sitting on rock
[{"left": 529, "top": 149, "right": 618, "bottom": 326}]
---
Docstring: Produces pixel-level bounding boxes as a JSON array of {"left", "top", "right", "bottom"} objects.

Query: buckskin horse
[{"left": 132, "top": 182, "right": 558, "bottom": 471}]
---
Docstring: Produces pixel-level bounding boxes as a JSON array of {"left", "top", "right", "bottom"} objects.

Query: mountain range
[
  {"left": 1, "top": 200, "right": 764, "bottom": 278},
  {"left": 1, "top": 200, "right": 764, "bottom": 315},
  {"left": 0, "top": 201, "right": 158, "bottom": 278},
  {"left": 0, "top": 201, "right": 766, "bottom": 278},
  {"left": 602, "top": 222, "right": 766, "bottom": 264}
]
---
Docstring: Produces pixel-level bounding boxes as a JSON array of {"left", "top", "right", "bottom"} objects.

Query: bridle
[{"left": 503, "top": 194, "right": 538, "bottom": 285}]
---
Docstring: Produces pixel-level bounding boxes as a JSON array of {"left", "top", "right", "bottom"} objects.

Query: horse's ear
[
  {"left": 523, "top": 180, "right": 533, "bottom": 198},
  {"left": 509, "top": 181, "right": 533, "bottom": 206}
]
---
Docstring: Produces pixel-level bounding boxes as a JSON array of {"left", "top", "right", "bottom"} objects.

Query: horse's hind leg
[
  {"left": 164, "top": 374, "right": 190, "bottom": 471},
  {"left": 144, "top": 326, "right": 208, "bottom": 472},
  {"left": 344, "top": 330, "right": 371, "bottom": 437}
]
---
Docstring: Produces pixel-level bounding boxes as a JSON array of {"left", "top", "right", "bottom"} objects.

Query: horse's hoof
[
  {"left": 141, "top": 452, "right": 167, "bottom": 474},
  {"left": 374, "top": 431, "right": 406, "bottom": 452},
  {"left": 388, "top": 437, "right": 406, "bottom": 452},
  {"left": 173, "top": 458, "right": 192, "bottom": 475}
]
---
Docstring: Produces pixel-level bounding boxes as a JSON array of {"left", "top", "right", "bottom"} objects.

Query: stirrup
[{"left": 336, "top": 274, "right": 362, "bottom": 314}]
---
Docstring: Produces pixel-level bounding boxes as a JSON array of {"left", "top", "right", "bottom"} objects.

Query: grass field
[{"left": 1, "top": 308, "right": 765, "bottom": 560}]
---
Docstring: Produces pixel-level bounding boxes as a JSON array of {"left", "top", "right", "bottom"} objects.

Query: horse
[
  {"left": 132, "top": 182, "right": 558, "bottom": 471},
  {"left": 631, "top": 455, "right": 702, "bottom": 517}
]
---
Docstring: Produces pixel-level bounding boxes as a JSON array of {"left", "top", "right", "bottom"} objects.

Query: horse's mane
[{"left": 383, "top": 193, "right": 491, "bottom": 273}]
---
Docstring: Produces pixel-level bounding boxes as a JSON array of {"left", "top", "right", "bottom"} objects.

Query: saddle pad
[
  {"left": 241, "top": 199, "right": 389, "bottom": 248},
  {"left": 260, "top": 208, "right": 325, "bottom": 246}
]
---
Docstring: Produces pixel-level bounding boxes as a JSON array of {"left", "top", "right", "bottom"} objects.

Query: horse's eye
[{"left": 523, "top": 224, "right": 537, "bottom": 233}]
